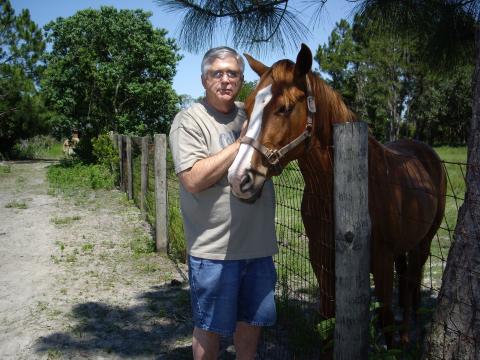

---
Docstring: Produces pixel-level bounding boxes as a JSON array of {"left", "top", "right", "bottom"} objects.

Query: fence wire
[{"left": 119, "top": 133, "right": 474, "bottom": 359}]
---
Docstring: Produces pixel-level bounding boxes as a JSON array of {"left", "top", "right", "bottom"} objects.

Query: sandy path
[{"left": 0, "top": 161, "right": 192, "bottom": 359}]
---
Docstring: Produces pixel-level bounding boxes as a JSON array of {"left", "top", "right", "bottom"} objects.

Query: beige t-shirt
[{"left": 169, "top": 100, "right": 278, "bottom": 260}]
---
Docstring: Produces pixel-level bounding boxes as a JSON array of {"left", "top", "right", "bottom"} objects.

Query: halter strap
[{"left": 240, "top": 74, "right": 316, "bottom": 168}]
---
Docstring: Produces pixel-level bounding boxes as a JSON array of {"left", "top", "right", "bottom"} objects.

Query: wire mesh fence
[{"left": 115, "top": 133, "right": 473, "bottom": 358}]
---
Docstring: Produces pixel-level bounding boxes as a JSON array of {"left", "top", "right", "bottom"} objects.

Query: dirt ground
[{"left": 0, "top": 161, "right": 193, "bottom": 359}]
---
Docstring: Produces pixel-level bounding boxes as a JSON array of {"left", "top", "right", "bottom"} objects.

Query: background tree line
[
  {"left": 315, "top": 16, "right": 472, "bottom": 145},
  {"left": 0, "top": 0, "right": 182, "bottom": 159},
  {"left": 2, "top": 0, "right": 472, "bottom": 160}
]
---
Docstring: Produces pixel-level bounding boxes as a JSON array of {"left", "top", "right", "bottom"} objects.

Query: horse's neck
[
  {"left": 298, "top": 79, "right": 357, "bottom": 212},
  {"left": 298, "top": 146, "right": 334, "bottom": 217}
]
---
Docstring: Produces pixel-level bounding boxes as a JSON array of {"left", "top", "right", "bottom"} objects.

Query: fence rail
[{"left": 111, "top": 132, "right": 473, "bottom": 359}]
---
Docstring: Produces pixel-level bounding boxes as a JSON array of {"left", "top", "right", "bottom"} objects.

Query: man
[{"left": 169, "top": 47, "right": 278, "bottom": 359}]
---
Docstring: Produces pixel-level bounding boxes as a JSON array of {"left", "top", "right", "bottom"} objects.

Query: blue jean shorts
[{"left": 188, "top": 255, "right": 277, "bottom": 336}]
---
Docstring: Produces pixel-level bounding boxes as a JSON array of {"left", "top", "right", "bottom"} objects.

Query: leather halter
[{"left": 240, "top": 75, "right": 316, "bottom": 168}]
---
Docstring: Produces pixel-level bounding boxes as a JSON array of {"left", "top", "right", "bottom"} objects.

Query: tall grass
[
  {"left": 12, "top": 135, "right": 63, "bottom": 160},
  {"left": 47, "top": 159, "right": 116, "bottom": 196}
]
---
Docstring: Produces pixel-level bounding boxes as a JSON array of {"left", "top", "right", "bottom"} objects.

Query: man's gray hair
[{"left": 201, "top": 46, "right": 245, "bottom": 77}]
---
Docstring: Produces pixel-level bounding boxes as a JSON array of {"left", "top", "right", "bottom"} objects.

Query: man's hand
[{"left": 178, "top": 140, "right": 241, "bottom": 193}]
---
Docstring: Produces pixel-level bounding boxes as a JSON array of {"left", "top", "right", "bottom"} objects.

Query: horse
[{"left": 228, "top": 44, "right": 446, "bottom": 350}]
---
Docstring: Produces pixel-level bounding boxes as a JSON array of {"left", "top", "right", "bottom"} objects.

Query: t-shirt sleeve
[{"left": 169, "top": 112, "right": 209, "bottom": 174}]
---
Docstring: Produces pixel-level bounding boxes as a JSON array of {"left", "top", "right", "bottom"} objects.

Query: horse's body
[{"left": 228, "top": 44, "right": 446, "bottom": 348}]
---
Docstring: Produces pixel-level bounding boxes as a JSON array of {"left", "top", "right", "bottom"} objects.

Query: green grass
[
  {"left": 5, "top": 200, "right": 27, "bottom": 209},
  {"left": 130, "top": 233, "right": 156, "bottom": 256},
  {"left": 47, "top": 160, "right": 116, "bottom": 195},
  {"left": 427, "top": 146, "right": 468, "bottom": 286},
  {"left": 0, "top": 164, "right": 11, "bottom": 174},
  {"left": 51, "top": 215, "right": 81, "bottom": 225}
]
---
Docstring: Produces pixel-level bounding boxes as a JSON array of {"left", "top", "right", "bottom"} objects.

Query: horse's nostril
[{"left": 240, "top": 171, "right": 254, "bottom": 192}]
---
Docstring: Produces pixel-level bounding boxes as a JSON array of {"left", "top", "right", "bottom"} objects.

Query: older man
[{"left": 169, "top": 47, "right": 278, "bottom": 359}]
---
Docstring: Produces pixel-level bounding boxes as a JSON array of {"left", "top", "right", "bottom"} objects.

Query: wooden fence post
[
  {"left": 126, "top": 135, "right": 133, "bottom": 200},
  {"left": 333, "top": 121, "right": 371, "bottom": 360},
  {"left": 140, "top": 136, "right": 149, "bottom": 215},
  {"left": 117, "top": 135, "right": 124, "bottom": 192},
  {"left": 154, "top": 134, "right": 167, "bottom": 253}
]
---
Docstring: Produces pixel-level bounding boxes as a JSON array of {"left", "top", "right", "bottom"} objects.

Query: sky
[{"left": 11, "top": 0, "right": 356, "bottom": 98}]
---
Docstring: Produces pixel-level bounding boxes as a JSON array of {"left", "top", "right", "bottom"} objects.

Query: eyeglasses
[{"left": 208, "top": 70, "right": 241, "bottom": 80}]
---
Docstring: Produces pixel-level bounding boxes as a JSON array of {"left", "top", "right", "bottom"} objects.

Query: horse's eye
[{"left": 277, "top": 105, "right": 293, "bottom": 116}]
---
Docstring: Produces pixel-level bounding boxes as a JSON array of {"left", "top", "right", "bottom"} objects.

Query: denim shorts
[{"left": 188, "top": 255, "right": 277, "bottom": 336}]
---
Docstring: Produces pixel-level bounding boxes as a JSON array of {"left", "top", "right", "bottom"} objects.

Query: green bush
[{"left": 92, "top": 134, "right": 118, "bottom": 167}]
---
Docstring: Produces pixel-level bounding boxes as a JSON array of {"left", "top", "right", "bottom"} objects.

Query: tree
[
  {"left": 0, "top": 0, "right": 46, "bottom": 156},
  {"left": 156, "top": 0, "right": 480, "bottom": 358},
  {"left": 42, "top": 6, "right": 182, "bottom": 141},
  {"left": 316, "top": 14, "right": 472, "bottom": 144},
  {"left": 237, "top": 80, "right": 257, "bottom": 102}
]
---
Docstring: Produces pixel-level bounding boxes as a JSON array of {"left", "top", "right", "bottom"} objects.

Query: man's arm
[{"left": 178, "top": 140, "right": 240, "bottom": 193}]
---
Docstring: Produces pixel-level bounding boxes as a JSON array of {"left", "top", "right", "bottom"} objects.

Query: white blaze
[{"left": 228, "top": 85, "right": 273, "bottom": 193}]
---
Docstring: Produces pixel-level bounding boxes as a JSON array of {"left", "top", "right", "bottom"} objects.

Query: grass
[
  {"left": 0, "top": 164, "right": 11, "bottom": 174},
  {"left": 47, "top": 160, "right": 116, "bottom": 196},
  {"left": 12, "top": 135, "right": 63, "bottom": 160},
  {"left": 5, "top": 200, "right": 27, "bottom": 209},
  {"left": 51, "top": 215, "right": 81, "bottom": 225}
]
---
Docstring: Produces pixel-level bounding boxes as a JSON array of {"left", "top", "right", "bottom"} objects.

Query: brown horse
[{"left": 228, "top": 44, "right": 446, "bottom": 348}]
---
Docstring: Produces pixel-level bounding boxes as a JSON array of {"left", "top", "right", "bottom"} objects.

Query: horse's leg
[
  {"left": 304, "top": 214, "right": 334, "bottom": 359},
  {"left": 401, "top": 238, "right": 431, "bottom": 344},
  {"left": 372, "top": 249, "right": 395, "bottom": 348},
  {"left": 395, "top": 253, "right": 408, "bottom": 309}
]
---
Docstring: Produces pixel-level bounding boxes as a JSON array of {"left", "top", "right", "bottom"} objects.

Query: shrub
[{"left": 92, "top": 134, "right": 119, "bottom": 181}]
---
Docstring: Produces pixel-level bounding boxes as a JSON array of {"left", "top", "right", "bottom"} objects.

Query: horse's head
[{"left": 228, "top": 44, "right": 317, "bottom": 201}]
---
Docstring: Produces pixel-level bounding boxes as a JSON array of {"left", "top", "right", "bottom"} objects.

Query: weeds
[
  {"left": 5, "top": 200, "right": 27, "bottom": 209},
  {"left": 51, "top": 215, "right": 81, "bottom": 225},
  {"left": 130, "top": 233, "right": 155, "bottom": 256},
  {"left": 47, "top": 161, "right": 115, "bottom": 196},
  {"left": 0, "top": 164, "right": 11, "bottom": 174}
]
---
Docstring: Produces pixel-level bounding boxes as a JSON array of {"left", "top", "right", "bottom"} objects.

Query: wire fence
[{"left": 114, "top": 133, "right": 473, "bottom": 358}]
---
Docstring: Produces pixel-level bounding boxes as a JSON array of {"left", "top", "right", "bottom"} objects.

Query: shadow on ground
[{"left": 34, "top": 281, "right": 193, "bottom": 359}]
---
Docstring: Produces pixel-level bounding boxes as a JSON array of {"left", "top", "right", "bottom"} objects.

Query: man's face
[{"left": 202, "top": 56, "right": 243, "bottom": 109}]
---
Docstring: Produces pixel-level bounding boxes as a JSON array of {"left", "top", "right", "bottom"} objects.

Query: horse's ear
[
  {"left": 244, "top": 53, "right": 269, "bottom": 77},
  {"left": 294, "top": 43, "right": 312, "bottom": 77}
]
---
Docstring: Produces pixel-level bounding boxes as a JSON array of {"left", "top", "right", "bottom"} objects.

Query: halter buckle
[{"left": 265, "top": 149, "right": 281, "bottom": 165}]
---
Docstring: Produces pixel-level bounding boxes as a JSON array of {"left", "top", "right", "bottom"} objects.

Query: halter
[{"left": 240, "top": 74, "right": 316, "bottom": 169}]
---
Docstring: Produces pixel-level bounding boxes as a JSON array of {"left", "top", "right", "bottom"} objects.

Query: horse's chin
[{"left": 230, "top": 183, "right": 265, "bottom": 203}]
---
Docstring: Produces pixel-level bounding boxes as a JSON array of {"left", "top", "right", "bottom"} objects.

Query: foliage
[
  {"left": 130, "top": 233, "right": 156, "bottom": 256},
  {"left": 237, "top": 80, "right": 257, "bottom": 102},
  {"left": 42, "top": 6, "right": 182, "bottom": 142},
  {"left": 47, "top": 160, "right": 116, "bottom": 196},
  {"left": 155, "top": 0, "right": 309, "bottom": 53},
  {"left": 315, "top": 15, "right": 472, "bottom": 144},
  {"left": 92, "top": 133, "right": 119, "bottom": 169},
  {"left": 0, "top": 0, "right": 48, "bottom": 156},
  {"left": 10, "top": 135, "right": 60, "bottom": 160}
]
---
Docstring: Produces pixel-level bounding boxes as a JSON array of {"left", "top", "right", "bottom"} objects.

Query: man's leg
[
  {"left": 192, "top": 327, "right": 220, "bottom": 360},
  {"left": 233, "top": 321, "right": 261, "bottom": 360}
]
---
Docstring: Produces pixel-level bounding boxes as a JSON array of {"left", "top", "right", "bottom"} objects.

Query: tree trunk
[{"left": 422, "top": 24, "right": 480, "bottom": 360}]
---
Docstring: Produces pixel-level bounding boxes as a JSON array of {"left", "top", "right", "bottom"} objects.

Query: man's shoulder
[
  {"left": 234, "top": 101, "right": 245, "bottom": 110},
  {"left": 171, "top": 102, "right": 207, "bottom": 131}
]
